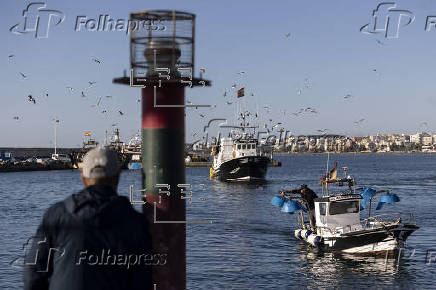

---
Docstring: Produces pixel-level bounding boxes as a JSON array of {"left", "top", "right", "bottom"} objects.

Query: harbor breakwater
[{"left": 0, "top": 147, "right": 79, "bottom": 159}]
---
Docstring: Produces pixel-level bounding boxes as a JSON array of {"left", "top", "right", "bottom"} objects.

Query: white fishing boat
[
  {"left": 272, "top": 167, "right": 419, "bottom": 255},
  {"left": 210, "top": 111, "right": 270, "bottom": 181}
]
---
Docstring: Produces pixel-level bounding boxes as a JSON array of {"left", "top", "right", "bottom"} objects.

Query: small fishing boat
[
  {"left": 128, "top": 154, "right": 142, "bottom": 170},
  {"left": 271, "top": 167, "right": 419, "bottom": 255},
  {"left": 125, "top": 133, "right": 142, "bottom": 170}
]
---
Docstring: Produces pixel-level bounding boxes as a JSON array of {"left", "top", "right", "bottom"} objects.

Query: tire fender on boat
[
  {"left": 300, "top": 229, "right": 312, "bottom": 240},
  {"left": 294, "top": 229, "right": 303, "bottom": 240},
  {"left": 307, "top": 234, "right": 324, "bottom": 247}
]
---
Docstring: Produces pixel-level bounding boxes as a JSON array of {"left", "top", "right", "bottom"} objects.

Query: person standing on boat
[{"left": 281, "top": 184, "right": 318, "bottom": 228}]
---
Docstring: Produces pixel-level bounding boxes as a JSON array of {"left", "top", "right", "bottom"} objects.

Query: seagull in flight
[
  {"left": 375, "top": 39, "right": 385, "bottom": 46},
  {"left": 19, "top": 72, "right": 27, "bottom": 79},
  {"left": 317, "top": 129, "right": 329, "bottom": 135},
  {"left": 237, "top": 71, "right": 245, "bottom": 75},
  {"left": 66, "top": 86, "right": 74, "bottom": 92},
  {"left": 226, "top": 101, "right": 233, "bottom": 105},
  {"left": 8, "top": 54, "right": 14, "bottom": 61},
  {"left": 119, "top": 111, "right": 124, "bottom": 116},
  {"left": 272, "top": 123, "right": 282, "bottom": 130},
  {"left": 199, "top": 114, "right": 205, "bottom": 118},
  {"left": 13, "top": 116, "right": 19, "bottom": 120},
  {"left": 231, "top": 84, "right": 237, "bottom": 89},
  {"left": 88, "top": 81, "right": 97, "bottom": 87},
  {"left": 91, "top": 57, "right": 102, "bottom": 64},
  {"left": 354, "top": 118, "right": 365, "bottom": 125},
  {"left": 28, "top": 95, "right": 36, "bottom": 104},
  {"left": 344, "top": 94, "right": 353, "bottom": 99}
]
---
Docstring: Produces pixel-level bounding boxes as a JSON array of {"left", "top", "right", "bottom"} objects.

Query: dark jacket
[
  {"left": 302, "top": 188, "right": 318, "bottom": 210},
  {"left": 287, "top": 187, "right": 318, "bottom": 210},
  {"left": 24, "top": 185, "right": 152, "bottom": 290}
]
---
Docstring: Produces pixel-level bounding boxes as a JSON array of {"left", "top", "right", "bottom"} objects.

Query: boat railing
[{"left": 361, "top": 212, "right": 415, "bottom": 229}]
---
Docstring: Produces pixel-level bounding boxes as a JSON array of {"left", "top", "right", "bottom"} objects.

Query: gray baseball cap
[{"left": 82, "top": 147, "right": 120, "bottom": 178}]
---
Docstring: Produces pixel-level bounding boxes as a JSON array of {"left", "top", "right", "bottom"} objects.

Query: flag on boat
[
  {"left": 84, "top": 131, "right": 91, "bottom": 136},
  {"left": 237, "top": 87, "right": 245, "bottom": 98},
  {"left": 319, "top": 167, "right": 337, "bottom": 185}
]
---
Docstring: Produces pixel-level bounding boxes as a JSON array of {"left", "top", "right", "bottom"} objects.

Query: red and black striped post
[{"left": 142, "top": 85, "right": 186, "bottom": 290}]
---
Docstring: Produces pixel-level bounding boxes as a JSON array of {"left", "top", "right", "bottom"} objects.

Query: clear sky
[{"left": 1, "top": 0, "right": 436, "bottom": 147}]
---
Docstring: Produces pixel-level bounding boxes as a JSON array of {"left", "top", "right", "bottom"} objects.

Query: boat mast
[{"left": 53, "top": 119, "right": 59, "bottom": 155}]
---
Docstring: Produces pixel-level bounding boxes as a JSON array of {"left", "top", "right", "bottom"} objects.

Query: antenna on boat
[{"left": 323, "top": 151, "right": 330, "bottom": 196}]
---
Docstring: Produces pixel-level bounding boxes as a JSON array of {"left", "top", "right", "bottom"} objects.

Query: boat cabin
[
  {"left": 233, "top": 140, "right": 257, "bottom": 158},
  {"left": 213, "top": 137, "right": 260, "bottom": 164},
  {"left": 314, "top": 194, "right": 363, "bottom": 235}
]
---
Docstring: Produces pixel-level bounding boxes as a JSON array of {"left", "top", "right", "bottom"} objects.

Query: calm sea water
[{"left": 1, "top": 154, "right": 436, "bottom": 289}]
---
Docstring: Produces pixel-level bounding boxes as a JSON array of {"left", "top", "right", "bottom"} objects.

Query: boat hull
[
  {"left": 214, "top": 156, "right": 269, "bottom": 181},
  {"left": 297, "top": 224, "right": 419, "bottom": 255},
  {"left": 128, "top": 162, "right": 142, "bottom": 170}
]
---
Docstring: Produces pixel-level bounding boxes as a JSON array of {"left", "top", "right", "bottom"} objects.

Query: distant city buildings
[
  {"left": 273, "top": 132, "right": 436, "bottom": 153},
  {"left": 189, "top": 132, "right": 436, "bottom": 154}
]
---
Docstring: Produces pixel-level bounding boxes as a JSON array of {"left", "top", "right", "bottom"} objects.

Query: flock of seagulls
[
  {"left": 9, "top": 55, "right": 128, "bottom": 125},
  {"left": 9, "top": 41, "right": 374, "bottom": 137}
]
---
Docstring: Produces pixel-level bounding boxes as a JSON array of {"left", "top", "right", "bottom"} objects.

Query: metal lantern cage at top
[{"left": 129, "top": 10, "right": 195, "bottom": 79}]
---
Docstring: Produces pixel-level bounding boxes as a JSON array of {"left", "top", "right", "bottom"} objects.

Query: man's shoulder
[{"left": 41, "top": 200, "right": 68, "bottom": 229}]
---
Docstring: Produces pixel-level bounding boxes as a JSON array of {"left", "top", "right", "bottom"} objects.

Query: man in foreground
[{"left": 24, "top": 147, "right": 152, "bottom": 290}]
